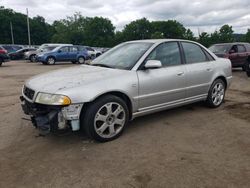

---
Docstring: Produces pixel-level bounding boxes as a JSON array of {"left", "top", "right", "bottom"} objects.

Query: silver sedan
[{"left": 21, "top": 39, "right": 232, "bottom": 142}]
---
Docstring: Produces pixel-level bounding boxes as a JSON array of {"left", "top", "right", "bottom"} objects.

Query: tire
[
  {"left": 0, "top": 58, "right": 2, "bottom": 66},
  {"left": 206, "top": 79, "right": 226, "bottom": 108},
  {"left": 46, "top": 57, "right": 56, "bottom": 65},
  {"left": 29, "top": 54, "right": 36, "bottom": 62},
  {"left": 96, "top": 53, "right": 101, "bottom": 57},
  {"left": 77, "top": 56, "right": 85, "bottom": 64},
  {"left": 245, "top": 60, "right": 250, "bottom": 77},
  {"left": 81, "top": 95, "right": 129, "bottom": 142},
  {"left": 71, "top": 61, "right": 77, "bottom": 64},
  {"left": 247, "top": 71, "right": 250, "bottom": 77}
]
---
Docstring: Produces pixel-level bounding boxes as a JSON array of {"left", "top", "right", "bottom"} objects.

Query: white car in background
[{"left": 85, "top": 46, "right": 102, "bottom": 59}]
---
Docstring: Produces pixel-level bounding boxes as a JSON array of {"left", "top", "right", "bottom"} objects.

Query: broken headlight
[{"left": 35, "top": 92, "right": 71, "bottom": 106}]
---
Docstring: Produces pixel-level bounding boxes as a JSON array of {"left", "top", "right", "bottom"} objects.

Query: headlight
[{"left": 35, "top": 92, "right": 71, "bottom": 106}]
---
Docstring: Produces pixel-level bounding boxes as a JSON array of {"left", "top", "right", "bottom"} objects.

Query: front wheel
[
  {"left": 245, "top": 61, "right": 250, "bottom": 77},
  {"left": 46, "top": 57, "right": 55, "bottom": 65},
  {"left": 206, "top": 79, "right": 225, "bottom": 108},
  {"left": 247, "top": 71, "right": 250, "bottom": 77},
  {"left": 81, "top": 95, "right": 129, "bottom": 142},
  {"left": 29, "top": 55, "right": 36, "bottom": 62}
]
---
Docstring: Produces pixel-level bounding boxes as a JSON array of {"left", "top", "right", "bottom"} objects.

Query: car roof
[
  {"left": 125, "top": 39, "right": 202, "bottom": 45},
  {"left": 212, "top": 42, "right": 250, "bottom": 46}
]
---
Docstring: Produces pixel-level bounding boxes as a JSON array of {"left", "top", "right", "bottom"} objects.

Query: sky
[{"left": 1, "top": 0, "right": 250, "bottom": 35}]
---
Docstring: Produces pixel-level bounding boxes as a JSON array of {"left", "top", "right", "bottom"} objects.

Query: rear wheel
[
  {"left": 29, "top": 54, "right": 36, "bottom": 62},
  {"left": 81, "top": 95, "right": 129, "bottom": 142},
  {"left": 77, "top": 56, "right": 85, "bottom": 64},
  {"left": 246, "top": 60, "right": 250, "bottom": 77},
  {"left": 46, "top": 57, "right": 55, "bottom": 65},
  {"left": 206, "top": 79, "right": 225, "bottom": 108},
  {"left": 0, "top": 58, "right": 2, "bottom": 66}
]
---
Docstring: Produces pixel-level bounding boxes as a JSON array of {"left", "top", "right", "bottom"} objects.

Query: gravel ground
[{"left": 0, "top": 61, "right": 250, "bottom": 188}]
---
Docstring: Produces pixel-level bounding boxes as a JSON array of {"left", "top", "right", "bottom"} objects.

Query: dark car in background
[
  {"left": 0, "top": 46, "right": 10, "bottom": 66},
  {"left": 36, "top": 45, "right": 89, "bottom": 65},
  {"left": 209, "top": 43, "right": 250, "bottom": 71},
  {"left": 1, "top": 45, "right": 23, "bottom": 53},
  {"left": 9, "top": 48, "right": 37, "bottom": 60}
]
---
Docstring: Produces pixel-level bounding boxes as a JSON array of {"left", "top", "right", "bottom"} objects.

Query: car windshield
[
  {"left": 209, "top": 44, "right": 231, "bottom": 54},
  {"left": 92, "top": 42, "right": 153, "bottom": 70}
]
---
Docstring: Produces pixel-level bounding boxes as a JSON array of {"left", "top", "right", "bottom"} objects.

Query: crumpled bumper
[{"left": 20, "top": 96, "right": 83, "bottom": 134}]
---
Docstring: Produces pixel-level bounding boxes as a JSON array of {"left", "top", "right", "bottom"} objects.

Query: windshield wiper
[{"left": 91, "top": 64, "right": 114, "bottom": 68}]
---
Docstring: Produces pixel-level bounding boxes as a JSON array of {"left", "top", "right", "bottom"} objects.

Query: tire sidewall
[
  {"left": 246, "top": 60, "right": 250, "bottom": 77},
  {"left": 207, "top": 79, "right": 226, "bottom": 108},
  {"left": 30, "top": 55, "right": 36, "bottom": 62},
  {"left": 78, "top": 56, "right": 85, "bottom": 64},
  {"left": 82, "top": 95, "right": 129, "bottom": 142}
]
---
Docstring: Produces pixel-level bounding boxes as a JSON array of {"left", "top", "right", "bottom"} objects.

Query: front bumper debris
[{"left": 20, "top": 96, "right": 83, "bottom": 134}]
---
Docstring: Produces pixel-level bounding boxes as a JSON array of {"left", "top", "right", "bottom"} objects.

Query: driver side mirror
[
  {"left": 144, "top": 60, "right": 162, "bottom": 69},
  {"left": 58, "top": 49, "right": 62, "bottom": 53}
]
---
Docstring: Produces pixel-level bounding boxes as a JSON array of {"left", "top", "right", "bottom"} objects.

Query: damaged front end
[{"left": 20, "top": 95, "right": 83, "bottom": 134}]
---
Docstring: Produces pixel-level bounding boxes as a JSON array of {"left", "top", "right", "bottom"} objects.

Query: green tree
[
  {"left": 183, "top": 29, "right": 195, "bottom": 40},
  {"left": 52, "top": 13, "right": 115, "bottom": 47},
  {"left": 122, "top": 18, "right": 152, "bottom": 41},
  {"left": 198, "top": 32, "right": 210, "bottom": 47},
  {"left": 151, "top": 31, "right": 164, "bottom": 39},
  {"left": 245, "top": 29, "right": 250, "bottom": 43},
  {"left": 0, "top": 6, "right": 54, "bottom": 44},
  {"left": 151, "top": 20, "right": 186, "bottom": 39},
  {"left": 219, "top": 24, "right": 234, "bottom": 43}
]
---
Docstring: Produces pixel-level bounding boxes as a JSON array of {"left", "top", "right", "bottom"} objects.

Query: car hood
[{"left": 25, "top": 65, "right": 128, "bottom": 94}]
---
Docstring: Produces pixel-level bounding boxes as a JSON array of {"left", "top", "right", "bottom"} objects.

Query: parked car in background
[
  {"left": 85, "top": 46, "right": 102, "bottom": 59},
  {"left": 24, "top": 44, "right": 72, "bottom": 62},
  {"left": 1, "top": 45, "right": 23, "bottom": 53},
  {"left": 0, "top": 46, "right": 10, "bottom": 66},
  {"left": 9, "top": 48, "right": 36, "bottom": 60},
  {"left": 36, "top": 45, "right": 89, "bottom": 65},
  {"left": 209, "top": 43, "right": 250, "bottom": 70},
  {"left": 20, "top": 39, "right": 232, "bottom": 142}
]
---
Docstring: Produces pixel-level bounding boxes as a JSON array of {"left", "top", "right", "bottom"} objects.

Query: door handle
[
  {"left": 177, "top": 72, "right": 184, "bottom": 76},
  {"left": 206, "top": 68, "right": 212, "bottom": 71}
]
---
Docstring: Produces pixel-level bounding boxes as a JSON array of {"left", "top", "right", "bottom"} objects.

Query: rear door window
[
  {"left": 60, "top": 47, "right": 69, "bottom": 53},
  {"left": 70, "top": 46, "right": 78, "bottom": 52},
  {"left": 237, "top": 45, "right": 246, "bottom": 53},
  {"left": 182, "top": 42, "right": 208, "bottom": 64}
]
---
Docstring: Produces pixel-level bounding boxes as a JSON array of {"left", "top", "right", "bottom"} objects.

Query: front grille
[{"left": 23, "top": 86, "right": 35, "bottom": 100}]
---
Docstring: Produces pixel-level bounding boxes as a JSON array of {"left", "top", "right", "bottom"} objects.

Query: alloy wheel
[
  {"left": 212, "top": 82, "right": 224, "bottom": 106},
  {"left": 48, "top": 58, "right": 55, "bottom": 65},
  {"left": 94, "top": 102, "right": 126, "bottom": 139}
]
